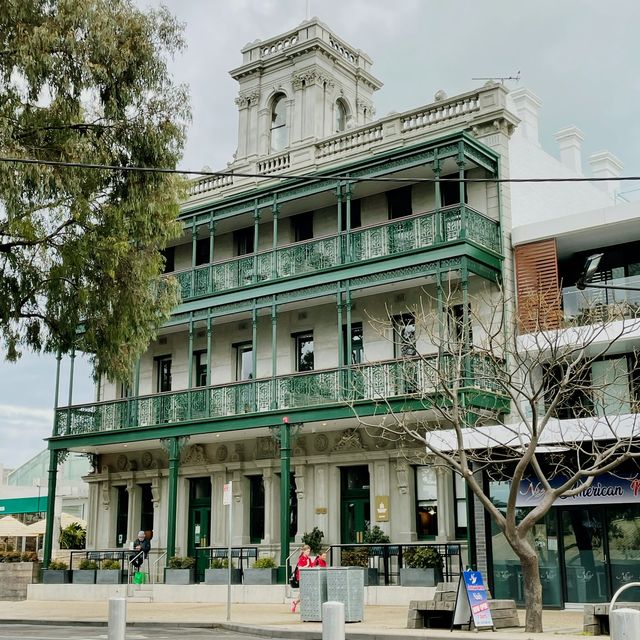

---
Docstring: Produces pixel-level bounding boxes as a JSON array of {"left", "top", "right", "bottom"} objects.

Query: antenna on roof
[{"left": 472, "top": 71, "right": 521, "bottom": 84}]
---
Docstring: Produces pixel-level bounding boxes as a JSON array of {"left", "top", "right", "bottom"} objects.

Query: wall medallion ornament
[
  {"left": 215, "top": 444, "right": 228, "bottom": 462},
  {"left": 141, "top": 451, "right": 153, "bottom": 470},
  {"left": 313, "top": 433, "right": 329, "bottom": 452},
  {"left": 116, "top": 454, "right": 128, "bottom": 471}
]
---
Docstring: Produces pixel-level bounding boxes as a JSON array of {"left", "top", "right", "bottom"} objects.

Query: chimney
[
  {"left": 509, "top": 88, "right": 542, "bottom": 146},
  {"left": 554, "top": 126, "right": 584, "bottom": 174},
  {"left": 588, "top": 151, "right": 623, "bottom": 201}
]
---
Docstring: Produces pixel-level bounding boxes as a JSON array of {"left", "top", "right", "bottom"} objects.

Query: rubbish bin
[
  {"left": 299, "top": 568, "right": 327, "bottom": 622},
  {"left": 326, "top": 567, "right": 364, "bottom": 623},
  {"left": 610, "top": 581, "right": 640, "bottom": 640}
]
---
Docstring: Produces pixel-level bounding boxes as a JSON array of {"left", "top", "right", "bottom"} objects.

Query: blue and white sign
[
  {"left": 516, "top": 474, "right": 640, "bottom": 508},
  {"left": 453, "top": 570, "right": 493, "bottom": 629}
]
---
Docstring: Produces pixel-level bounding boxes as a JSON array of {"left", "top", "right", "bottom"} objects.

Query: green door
[
  {"left": 340, "top": 466, "right": 370, "bottom": 543},
  {"left": 188, "top": 477, "right": 211, "bottom": 579}
]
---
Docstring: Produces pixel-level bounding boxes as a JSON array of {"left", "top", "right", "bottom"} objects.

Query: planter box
[
  {"left": 0, "top": 562, "right": 41, "bottom": 600},
  {"left": 164, "top": 568, "right": 195, "bottom": 585},
  {"left": 42, "top": 569, "right": 70, "bottom": 584},
  {"left": 204, "top": 568, "right": 242, "bottom": 585},
  {"left": 399, "top": 567, "right": 442, "bottom": 587},
  {"left": 96, "top": 570, "right": 122, "bottom": 584},
  {"left": 72, "top": 569, "right": 96, "bottom": 584},
  {"left": 243, "top": 568, "right": 278, "bottom": 585}
]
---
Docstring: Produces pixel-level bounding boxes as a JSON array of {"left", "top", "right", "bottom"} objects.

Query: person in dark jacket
[{"left": 131, "top": 531, "right": 150, "bottom": 569}]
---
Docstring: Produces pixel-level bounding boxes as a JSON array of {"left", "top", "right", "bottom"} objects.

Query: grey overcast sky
[{"left": 1, "top": 0, "right": 640, "bottom": 471}]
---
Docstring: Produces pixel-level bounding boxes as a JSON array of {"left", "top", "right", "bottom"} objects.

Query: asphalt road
[{"left": 0, "top": 625, "right": 281, "bottom": 640}]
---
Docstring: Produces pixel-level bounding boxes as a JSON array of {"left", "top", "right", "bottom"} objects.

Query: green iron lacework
[
  {"left": 174, "top": 205, "right": 500, "bottom": 302},
  {"left": 54, "top": 354, "right": 505, "bottom": 437}
]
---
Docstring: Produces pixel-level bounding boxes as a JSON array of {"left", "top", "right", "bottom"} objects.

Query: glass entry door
[
  {"left": 561, "top": 508, "right": 608, "bottom": 603},
  {"left": 340, "top": 466, "right": 370, "bottom": 543}
]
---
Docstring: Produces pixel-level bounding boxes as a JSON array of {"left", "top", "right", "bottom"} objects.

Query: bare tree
[{"left": 356, "top": 284, "right": 640, "bottom": 632}]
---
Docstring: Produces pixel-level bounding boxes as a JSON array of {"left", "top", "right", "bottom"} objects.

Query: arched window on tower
[
  {"left": 335, "top": 99, "right": 348, "bottom": 133},
  {"left": 270, "top": 94, "right": 288, "bottom": 153}
]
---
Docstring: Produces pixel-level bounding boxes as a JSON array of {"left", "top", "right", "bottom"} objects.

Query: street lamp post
[{"left": 576, "top": 253, "right": 640, "bottom": 292}]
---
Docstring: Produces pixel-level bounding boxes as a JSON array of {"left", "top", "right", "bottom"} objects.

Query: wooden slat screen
[{"left": 515, "top": 239, "right": 561, "bottom": 332}]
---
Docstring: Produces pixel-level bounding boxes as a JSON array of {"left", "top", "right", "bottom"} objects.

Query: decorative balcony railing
[
  {"left": 54, "top": 355, "right": 504, "bottom": 437},
  {"left": 174, "top": 205, "right": 500, "bottom": 301},
  {"left": 562, "top": 275, "right": 640, "bottom": 323}
]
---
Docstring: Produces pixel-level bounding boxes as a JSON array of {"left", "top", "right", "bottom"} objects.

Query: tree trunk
[{"left": 519, "top": 549, "right": 543, "bottom": 632}]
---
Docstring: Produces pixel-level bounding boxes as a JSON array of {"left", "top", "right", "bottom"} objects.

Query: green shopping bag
[{"left": 133, "top": 571, "right": 147, "bottom": 584}]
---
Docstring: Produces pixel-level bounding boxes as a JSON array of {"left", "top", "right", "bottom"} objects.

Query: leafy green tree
[
  {"left": 0, "top": 0, "right": 190, "bottom": 379},
  {"left": 59, "top": 522, "right": 86, "bottom": 549}
]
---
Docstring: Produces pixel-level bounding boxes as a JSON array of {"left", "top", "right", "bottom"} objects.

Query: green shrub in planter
[
  {"left": 301, "top": 527, "right": 324, "bottom": 555},
  {"left": 401, "top": 546, "right": 444, "bottom": 587},
  {"left": 341, "top": 548, "right": 368, "bottom": 568},
  {"left": 165, "top": 556, "right": 196, "bottom": 584},
  {"left": 43, "top": 559, "right": 70, "bottom": 584},
  {"left": 101, "top": 559, "right": 121, "bottom": 570},
  {"left": 209, "top": 558, "right": 229, "bottom": 569},
  {"left": 243, "top": 555, "right": 278, "bottom": 585},
  {"left": 252, "top": 556, "right": 277, "bottom": 569},
  {"left": 167, "top": 556, "right": 195, "bottom": 569},
  {"left": 97, "top": 558, "right": 122, "bottom": 584},
  {"left": 205, "top": 557, "right": 241, "bottom": 584},
  {"left": 73, "top": 559, "right": 97, "bottom": 584}
]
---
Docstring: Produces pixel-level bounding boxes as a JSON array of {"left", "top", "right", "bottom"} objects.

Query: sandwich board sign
[{"left": 452, "top": 569, "right": 494, "bottom": 630}]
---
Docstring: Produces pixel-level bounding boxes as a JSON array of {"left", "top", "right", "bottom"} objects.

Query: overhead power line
[{"left": 0, "top": 155, "right": 637, "bottom": 185}]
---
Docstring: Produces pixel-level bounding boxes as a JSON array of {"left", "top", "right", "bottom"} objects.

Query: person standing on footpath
[{"left": 290, "top": 545, "right": 312, "bottom": 612}]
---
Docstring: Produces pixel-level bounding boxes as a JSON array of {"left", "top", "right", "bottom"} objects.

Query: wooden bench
[{"left": 407, "top": 581, "right": 520, "bottom": 630}]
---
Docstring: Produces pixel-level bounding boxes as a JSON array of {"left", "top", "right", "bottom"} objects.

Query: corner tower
[{"left": 229, "top": 18, "right": 382, "bottom": 163}]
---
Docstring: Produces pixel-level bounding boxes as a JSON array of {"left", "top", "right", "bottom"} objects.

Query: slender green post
[
  {"left": 457, "top": 146, "right": 466, "bottom": 240},
  {"left": 252, "top": 306, "right": 258, "bottom": 410},
  {"left": 132, "top": 358, "right": 141, "bottom": 426},
  {"left": 253, "top": 201, "right": 260, "bottom": 282},
  {"left": 336, "top": 182, "right": 343, "bottom": 263},
  {"left": 279, "top": 422, "right": 291, "bottom": 573},
  {"left": 187, "top": 316, "right": 194, "bottom": 419},
  {"left": 337, "top": 290, "right": 345, "bottom": 399},
  {"left": 345, "top": 181, "right": 352, "bottom": 261},
  {"left": 206, "top": 312, "right": 212, "bottom": 416},
  {"left": 53, "top": 352, "right": 62, "bottom": 435},
  {"left": 345, "top": 286, "right": 353, "bottom": 391},
  {"left": 66, "top": 348, "right": 75, "bottom": 433},
  {"left": 43, "top": 449, "right": 60, "bottom": 568},
  {"left": 208, "top": 220, "right": 215, "bottom": 294},
  {"left": 166, "top": 437, "right": 180, "bottom": 560},
  {"left": 191, "top": 219, "right": 197, "bottom": 297},
  {"left": 272, "top": 199, "right": 279, "bottom": 279},
  {"left": 433, "top": 155, "right": 442, "bottom": 243},
  {"left": 271, "top": 302, "right": 278, "bottom": 409}
]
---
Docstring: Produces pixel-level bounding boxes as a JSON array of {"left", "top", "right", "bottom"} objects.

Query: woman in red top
[
  {"left": 314, "top": 550, "right": 327, "bottom": 567},
  {"left": 291, "top": 545, "right": 312, "bottom": 612}
]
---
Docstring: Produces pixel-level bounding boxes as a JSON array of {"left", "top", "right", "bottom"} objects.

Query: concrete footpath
[{"left": 0, "top": 601, "right": 592, "bottom": 640}]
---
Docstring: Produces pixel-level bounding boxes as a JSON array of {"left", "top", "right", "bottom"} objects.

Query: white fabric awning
[
  {"left": 0, "top": 515, "right": 32, "bottom": 537},
  {"left": 26, "top": 513, "right": 87, "bottom": 535}
]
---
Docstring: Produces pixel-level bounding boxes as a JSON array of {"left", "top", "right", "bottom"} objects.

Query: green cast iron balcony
[
  {"left": 174, "top": 205, "right": 500, "bottom": 301},
  {"left": 54, "top": 354, "right": 505, "bottom": 437}
]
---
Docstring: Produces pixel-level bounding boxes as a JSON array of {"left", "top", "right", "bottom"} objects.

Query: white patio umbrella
[
  {"left": 0, "top": 516, "right": 31, "bottom": 537},
  {"left": 26, "top": 513, "right": 87, "bottom": 535}
]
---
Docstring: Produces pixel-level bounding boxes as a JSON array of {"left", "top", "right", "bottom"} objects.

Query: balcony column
[
  {"left": 52, "top": 351, "right": 62, "bottom": 435},
  {"left": 436, "top": 266, "right": 444, "bottom": 350},
  {"left": 208, "top": 220, "right": 216, "bottom": 292},
  {"left": 345, "top": 285, "right": 353, "bottom": 393},
  {"left": 252, "top": 306, "right": 258, "bottom": 411},
  {"left": 345, "top": 181, "right": 353, "bottom": 262},
  {"left": 164, "top": 436, "right": 187, "bottom": 560},
  {"left": 191, "top": 219, "right": 197, "bottom": 296},
  {"left": 336, "top": 182, "right": 343, "bottom": 262},
  {"left": 188, "top": 316, "right": 194, "bottom": 390},
  {"left": 253, "top": 201, "right": 260, "bottom": 282},
  {"left": 457, "top": 143, "right": 467, "bottom": 239},
  {"left": 43, "top": 448, "right": 64, "bottom": 568},
  {"left": 271, "top": 302, "right": 278, "bottom": 409},
  {"left": 206, "top": 312, "right": 212, "bottom": 415},
  {"left": 65, "top": 347, "right": 76, "bottom": 433},
  {"left": 272, "top": 198, "right": 279, "bottom": 279},
  {"left": 132, "top": 358, "right": 141, "bottom": 426},
  {"left": 96, "top": 373, "right": 101, "bottom": 402},
  {"left": 336, "top": 291, "right": 344, "bottom": 367},
  {"left": 432, "top": 155, "right": 442, "bottom": 243}
]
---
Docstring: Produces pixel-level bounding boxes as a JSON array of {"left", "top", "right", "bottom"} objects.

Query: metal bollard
[
  {"left": 322, "top": 601, "right": 345, "bottom": 640},
  {"left": 610, "top": 582, "right": 640, "bottom": 640},
  {"left": 108, "top": 597, "right": 127, "bottom": 640}
]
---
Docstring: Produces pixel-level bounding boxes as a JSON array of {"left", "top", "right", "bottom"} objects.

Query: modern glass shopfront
[{"left": 490, "top": 476, "right": 640, "bottom": 607}]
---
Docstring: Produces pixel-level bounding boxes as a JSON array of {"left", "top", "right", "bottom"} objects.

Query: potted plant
[
  {"left": 362, "top": 525, "right": 390, "bottom": 586},
  {"left": 72, "top": 558, "right": 98, "bottom": 584},
  {"left": 204, "top": 557, "right": 242, "bottom": 585},
  {"left": 42, "top": 559, "right": 70, "bottom": 584},
  {"left": 243, "top": 556, "right": 278, "bottom": 585},
  {"left": 96, "top": 558, "right": 122, "bottom": 584},
  {"left": 164, "top": 556, "right": 195, "bottom": 585},
  {"left": 400, "top": 546, "right": 444, "bottom": 587},
  {"left": 301, "top": 527, "right": 324, "bottom": 556}
]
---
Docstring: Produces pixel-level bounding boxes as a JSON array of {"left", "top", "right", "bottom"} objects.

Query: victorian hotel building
[{"left": 43, "top": 19, "right": 613, "bottom": 597}]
